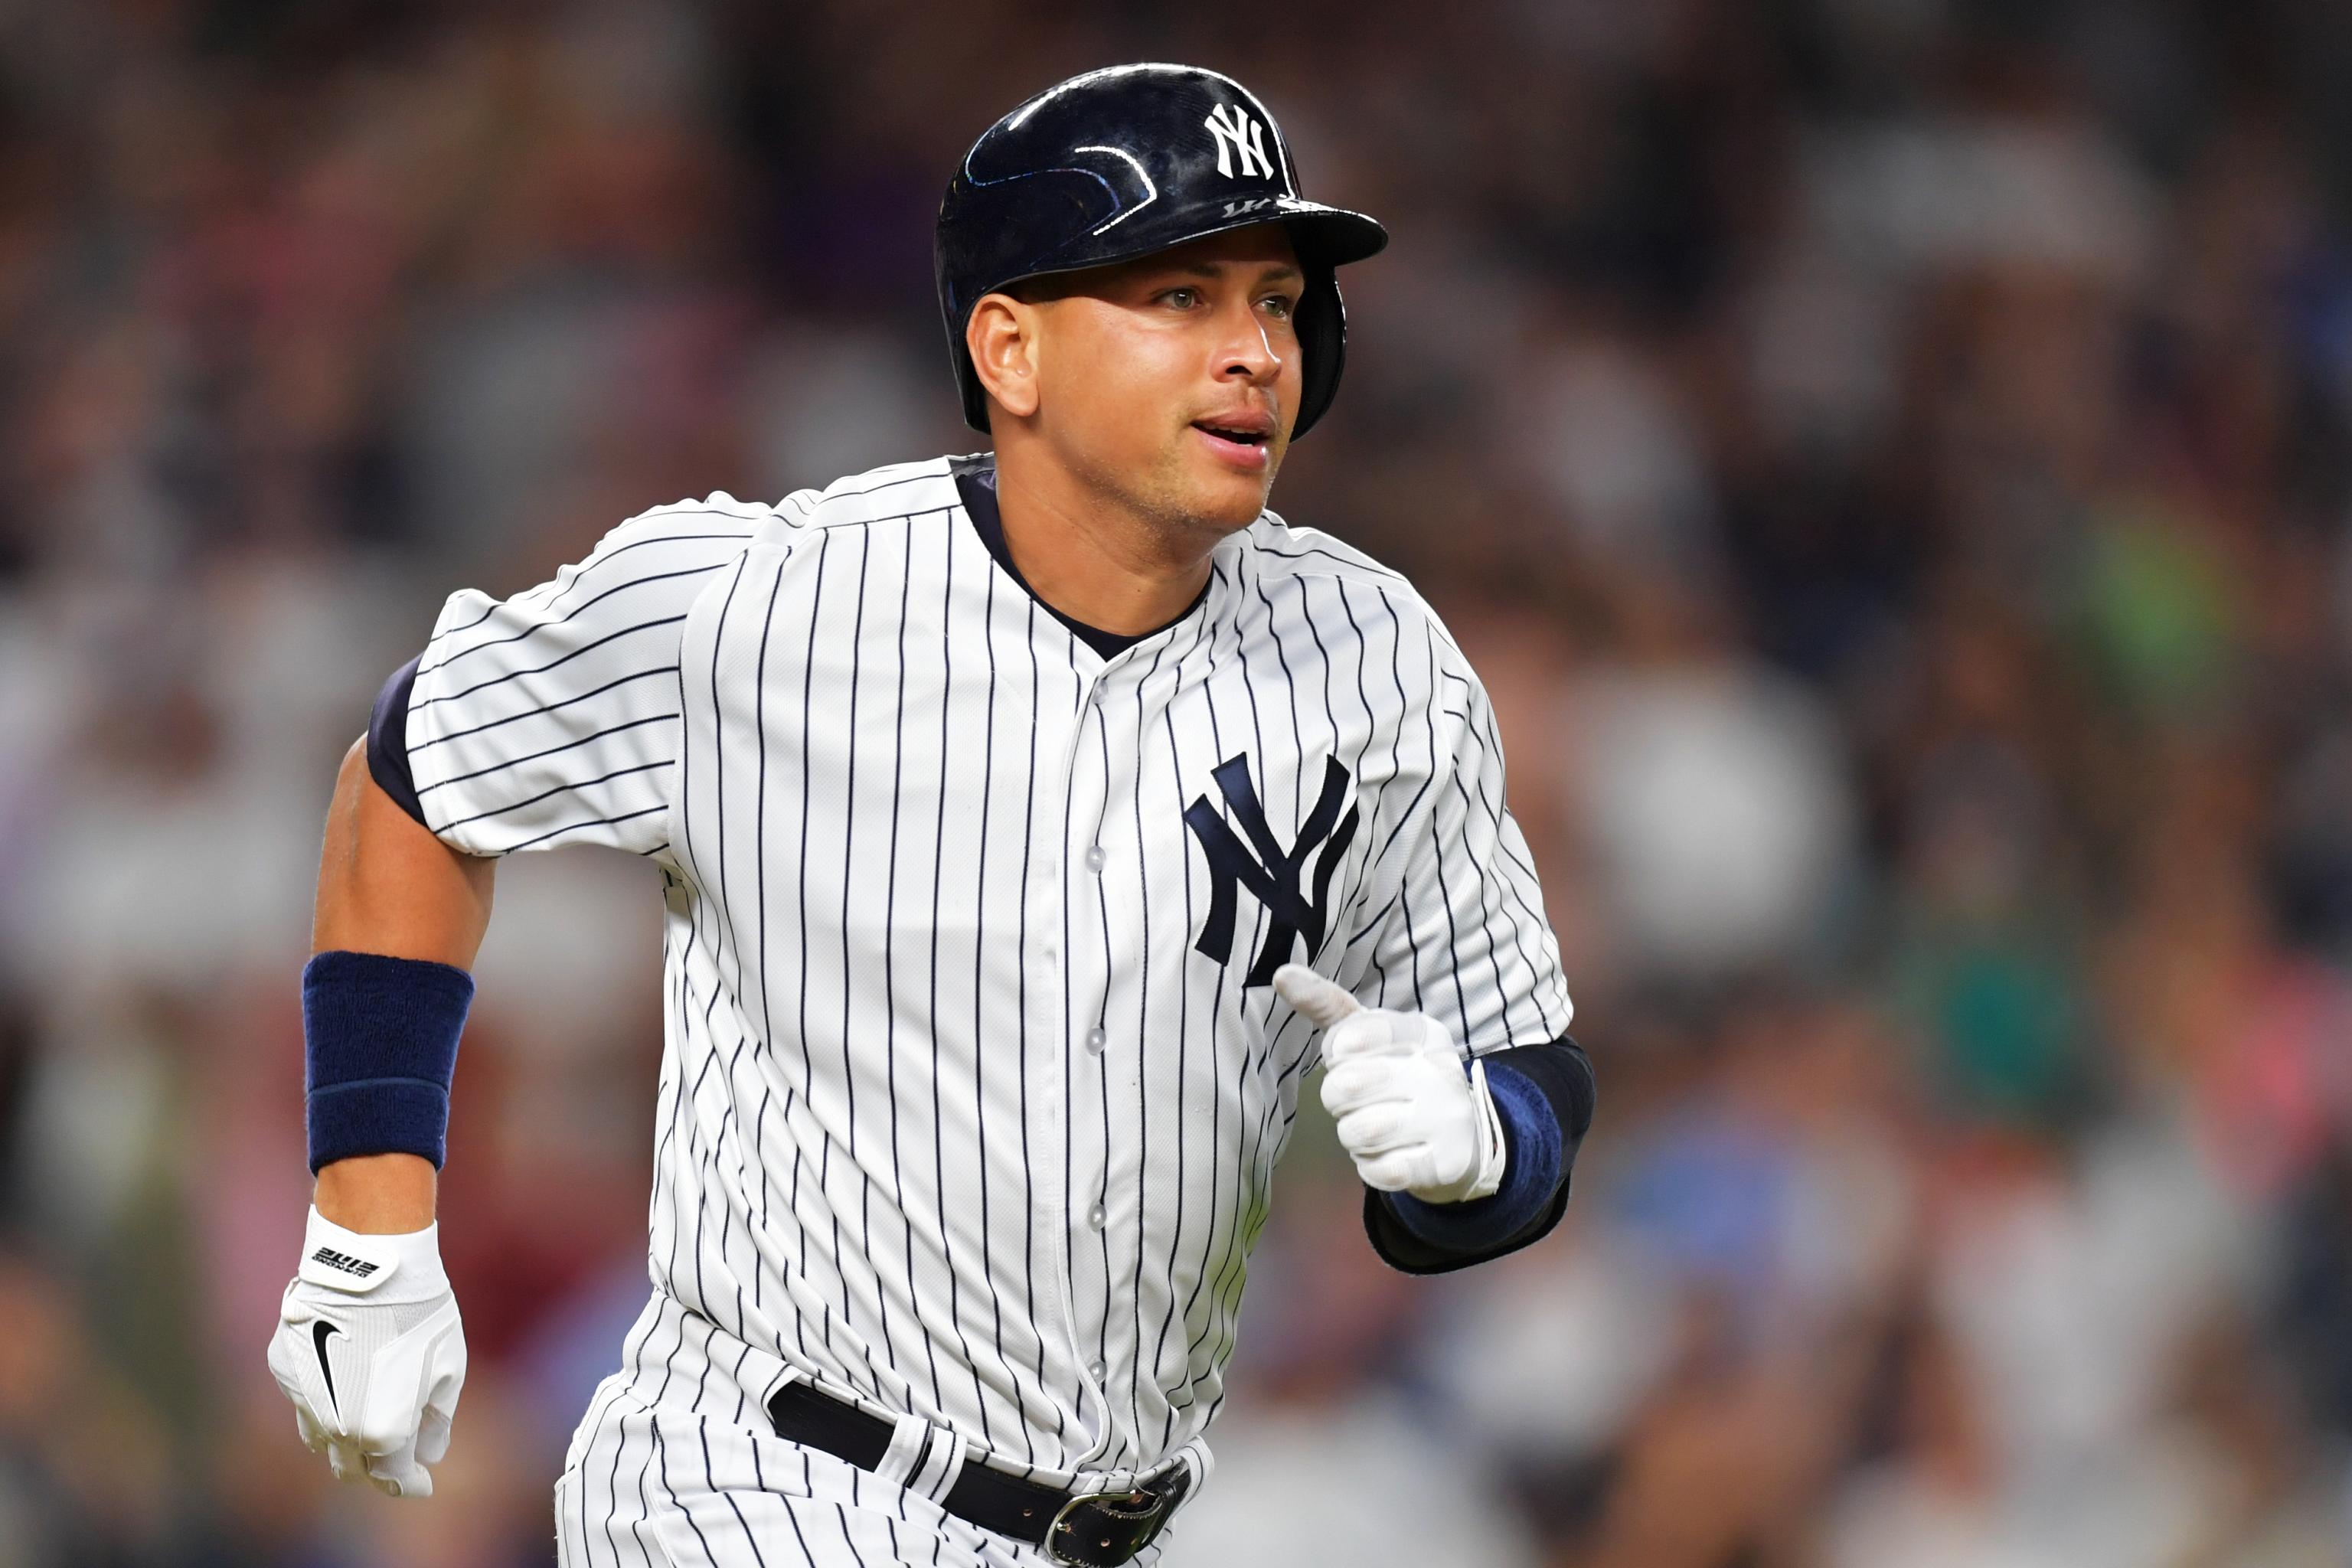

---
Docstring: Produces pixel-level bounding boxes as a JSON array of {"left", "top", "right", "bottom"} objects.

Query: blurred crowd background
[{"left": 2, "top": 0, "right": 2350, "bottom": 1563}]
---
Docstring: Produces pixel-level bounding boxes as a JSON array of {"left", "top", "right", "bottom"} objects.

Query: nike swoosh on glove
[
  {"left": 1273, "top": 964, "right": 1508, "bottom": 1204},
  {"left": 266, "top": 1207, "right": 466, "bottom": 1498}
]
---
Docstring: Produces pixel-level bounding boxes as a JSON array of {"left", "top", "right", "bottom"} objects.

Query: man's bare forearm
[{"left": 308, "top": 737, "right": 496, "bottom": 1233}]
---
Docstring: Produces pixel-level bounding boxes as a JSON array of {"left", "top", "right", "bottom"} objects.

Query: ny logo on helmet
[
  {"left": 1204, "top": 104, "right": 1275, "bottom": 181},
  {"left": 1184, "top": 753, "right": 1361, "bottom": 986}
]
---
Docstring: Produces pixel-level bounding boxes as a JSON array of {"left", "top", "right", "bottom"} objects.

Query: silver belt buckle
[{"left": 1046, "top": 1485, "right": 1170, "bottom": 1566}]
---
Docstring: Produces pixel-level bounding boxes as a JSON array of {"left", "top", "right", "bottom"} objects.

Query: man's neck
[{"left": 990, "top": 450, "right": 1224, "bottom": 637}]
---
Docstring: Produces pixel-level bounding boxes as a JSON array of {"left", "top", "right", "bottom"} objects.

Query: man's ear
[{"left": 967, "top": 293, "right": 1043, "bottom": 422}]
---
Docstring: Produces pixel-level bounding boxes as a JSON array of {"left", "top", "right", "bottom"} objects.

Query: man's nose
[{"left": 1215, "top": 300, "right": 1282, "bottom": 384}]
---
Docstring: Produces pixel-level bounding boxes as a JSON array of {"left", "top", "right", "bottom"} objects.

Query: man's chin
[{"left": 1178, "top": 453, "right": 1279, "bottom": 531}]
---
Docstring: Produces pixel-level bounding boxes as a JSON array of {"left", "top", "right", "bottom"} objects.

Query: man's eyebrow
[{"left": 1161, "top": 260, "right": 1306, "bottom": 285}]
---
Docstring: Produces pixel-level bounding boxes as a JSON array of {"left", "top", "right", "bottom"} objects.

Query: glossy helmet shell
[{"left": 935, "top": 64, "right": 1388, "bottom": 439}]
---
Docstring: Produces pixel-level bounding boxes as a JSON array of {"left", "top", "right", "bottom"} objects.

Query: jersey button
[
  {"left": 1087, "top": 1202, "right": 1107, "bottom": 1230},
  {"left": 1085, "top": 845, "right": 1106, "bottom": 872},
  {"left": 1085, "top": 1028, "right": 1106, "bottom": 1054},
  {"left": 1089, "top": 1360, "right": 1106, "bottom": 1382}
]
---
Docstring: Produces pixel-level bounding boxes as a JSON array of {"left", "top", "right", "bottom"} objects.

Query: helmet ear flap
[{"left": 1287, "top": 265, "right": 1348, "bottom": 442}]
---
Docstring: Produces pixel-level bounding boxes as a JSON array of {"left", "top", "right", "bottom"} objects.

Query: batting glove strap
[
  {"left": 1377, "top": 1060, "right": 1563, "bottom": 1250},
  {"left": 266, "top": 1208, "right": 466, "bottom": 1499},
  {"left": 1448, "top": 1057, "right": 1511, "bottom": 1202}
]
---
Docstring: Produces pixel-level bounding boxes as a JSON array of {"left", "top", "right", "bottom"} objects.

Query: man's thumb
[{"left": 1272, "top": 964, "right": 1362, "bottom": 1028}]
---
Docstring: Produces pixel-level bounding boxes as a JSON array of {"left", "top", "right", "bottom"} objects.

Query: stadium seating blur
[{"left": 0, "top": 2, "right": 2347, "bottom": 1563}]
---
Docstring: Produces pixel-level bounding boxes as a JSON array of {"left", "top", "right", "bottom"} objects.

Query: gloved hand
[
  {"left": 266, "top": 1207, "right": 466, "bottom": 1498},
  {"left": 1273, "top": 964, "right": 1508, "bottom": 1204}
]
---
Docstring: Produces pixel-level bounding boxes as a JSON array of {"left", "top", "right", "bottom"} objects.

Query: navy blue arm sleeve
[
  {"left": 1361, "top": 1036, "right": 1596, "bottom": 1275},
  {"left": 365, "top": 653, "right": 430, "bottom": 828}
]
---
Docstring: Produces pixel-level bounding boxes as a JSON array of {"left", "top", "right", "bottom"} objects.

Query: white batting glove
[
  {"left": 1274, "top": 965, "right": 1508, "bottom": 1204},
  {"left": 266, "top": 1207, "right": 466, "bottom": 1498}
]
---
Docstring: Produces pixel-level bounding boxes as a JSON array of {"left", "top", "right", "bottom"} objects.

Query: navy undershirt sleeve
[
  {"left": 1362, "top": 1037, "right": 1596, "bottom": 1274},
  {"left": 366, "top": 652, "right": 429, "bottom": 828}
]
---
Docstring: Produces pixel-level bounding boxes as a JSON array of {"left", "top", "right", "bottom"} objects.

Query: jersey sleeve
[
  {"left": 1341, "top": 622, "right": 1573, "bottom": 1054},
  {"left": 390, "top": 500, "right": 766, "bottom": 858}
]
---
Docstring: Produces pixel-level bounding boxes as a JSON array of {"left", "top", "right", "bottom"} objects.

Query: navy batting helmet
[{"left": 935, "top": 64, "right": 1388, "bottom": 439}]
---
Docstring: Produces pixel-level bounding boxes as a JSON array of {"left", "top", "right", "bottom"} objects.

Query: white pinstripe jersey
[{"left": 401, "top": 454, "right": 1571, "bottom": 1494}]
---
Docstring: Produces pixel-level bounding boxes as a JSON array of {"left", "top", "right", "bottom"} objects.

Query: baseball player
[{"left": 269, "top": 63, "right": 1595, "bottom": 1568}]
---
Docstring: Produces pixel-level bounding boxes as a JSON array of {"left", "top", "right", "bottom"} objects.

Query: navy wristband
[
  {"left": 1379, "top": 1061, "right": 1564, "bottom": 1253},
  {"left": 302, "top": 950, "right": 474, "bottom": 1173}
]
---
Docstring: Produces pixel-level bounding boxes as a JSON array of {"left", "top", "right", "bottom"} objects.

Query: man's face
[{"left": 998, "top": 225, "right": 1308, "bottom": 534}]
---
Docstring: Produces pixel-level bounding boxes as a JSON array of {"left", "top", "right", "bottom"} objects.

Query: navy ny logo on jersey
[{"left": 1184, "top": 753, "right": 1362, "bottom": 985}]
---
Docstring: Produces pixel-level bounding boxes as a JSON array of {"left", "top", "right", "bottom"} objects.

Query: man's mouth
[{"left": 1192, "top": 411, "right": 1276, "bottom": 469}]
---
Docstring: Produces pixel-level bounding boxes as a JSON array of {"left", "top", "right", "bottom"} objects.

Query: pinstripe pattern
[
  {"left": 402, "top": 456, "right": 1570, "bottom": 1559},
  {"left": 555, "top": 1329, "right": 1177, "bottom": 1568}
]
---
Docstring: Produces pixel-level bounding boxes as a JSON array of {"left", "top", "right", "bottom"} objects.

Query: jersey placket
[
  {"left": 1061, "top": 644, "right": 1148, "bottom": 1470},
  {"left": 1029, "top": 632, "right": 1113, "bottom": 1461},
  {"left": 1066, "top": 612, "right": 1220, "bottom": 1474}
]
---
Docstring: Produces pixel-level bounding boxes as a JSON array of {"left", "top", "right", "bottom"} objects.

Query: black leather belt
[{"left": 765, "top": 1379, "right": 1188, "bottom": 1566}]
